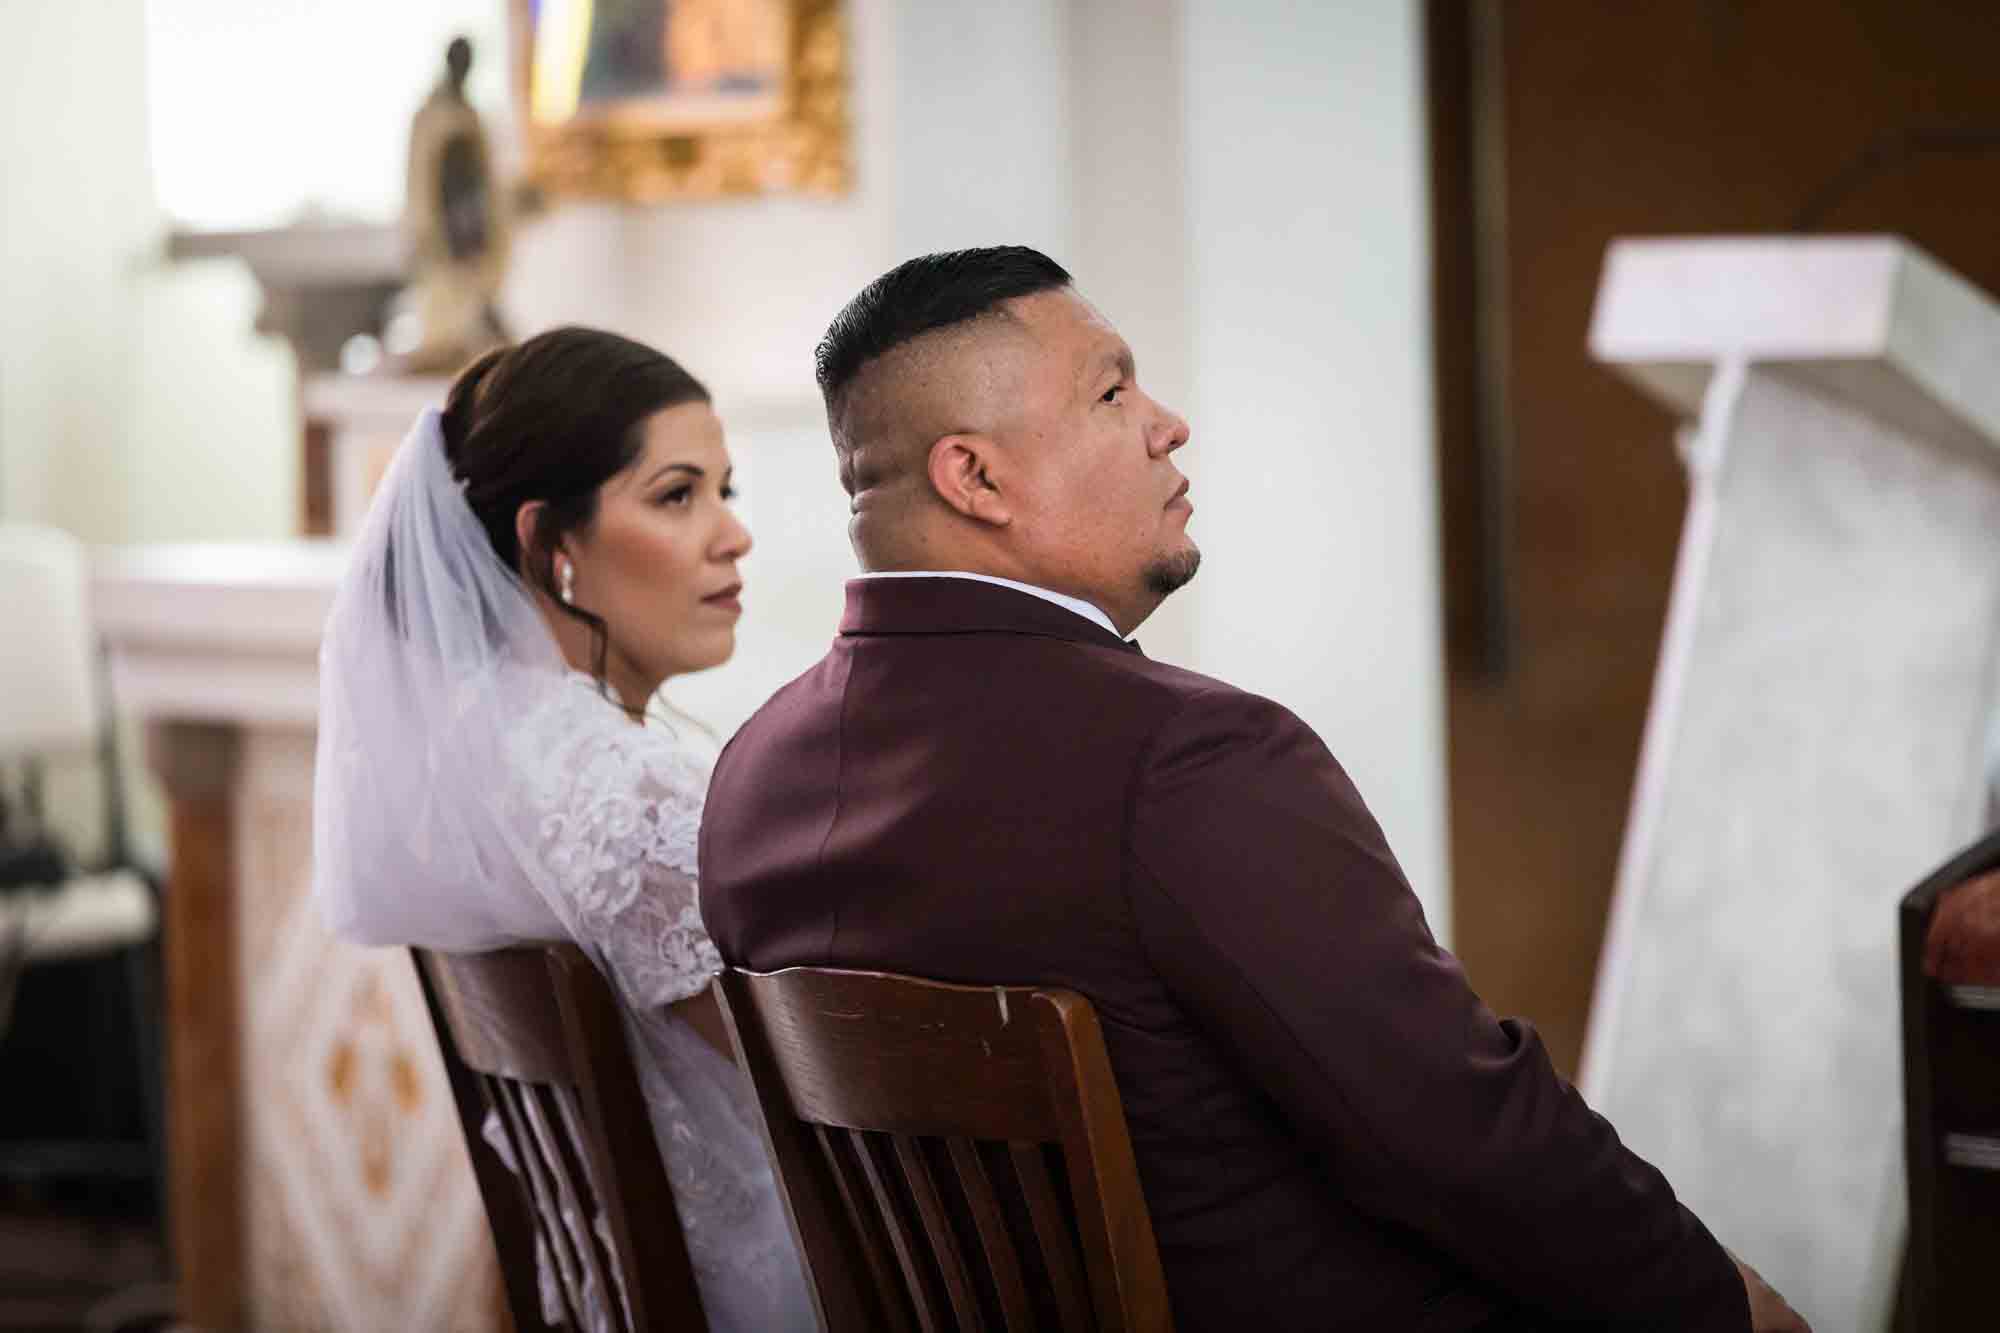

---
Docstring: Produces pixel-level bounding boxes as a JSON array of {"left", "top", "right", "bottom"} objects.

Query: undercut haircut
[{"left": 814, "top": 246, "right": 1073, "bottom": 410}]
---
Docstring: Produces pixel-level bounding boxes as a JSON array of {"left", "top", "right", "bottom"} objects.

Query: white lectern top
[{"left": 1590, "top": 235, "right": 2000, "bottom": 460}]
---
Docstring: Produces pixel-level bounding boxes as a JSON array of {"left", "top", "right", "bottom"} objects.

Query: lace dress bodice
[{"left": 496, "top": 677, "right": 812, "bottom": 1332}]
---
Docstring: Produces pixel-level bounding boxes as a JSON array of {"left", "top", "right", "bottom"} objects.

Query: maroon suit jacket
[{"left": 700, "top": 578, "right": 1749, "bottom": 1332}]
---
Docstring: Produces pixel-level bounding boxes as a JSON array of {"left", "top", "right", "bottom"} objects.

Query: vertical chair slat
[
  {"left": 1037, "top": 992, "right": 1173, "bottom": 1333},
  {"left": 493, "top": 1078, "right": 588, "bottom": 1326},
  {"left": 895, "top": 1136, "right": 988, "bottom": 1333},
  {"left": 1009, "top": 1139, "right": 1095, "bottom": 1333},
  {"left": 518, "top": 1081, "right": 622, "bottom": 1330},
  {"left": 483, "top": 1072, "right": 581, "bottom": 1327},
  {"left": 948, "top": 1136, "right": 1036, "bottom": 1333},
  {"left": 853, "top": 1129, "right": 945, "bottom": 1333},
  {"left": 552, "top": 1084, "right": 635, "bottom": 1331},
  {"left": 551, "top": 951, "right": 713, "bottom": 1332},
  {"left": 409, "top": 958, "right": 546, "bottom": 1327},
  {"left": 814, "top": 1124, "right": 917, "bottom": 1333}
]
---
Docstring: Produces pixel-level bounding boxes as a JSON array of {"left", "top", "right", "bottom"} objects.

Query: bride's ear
[{"left": 514, "top": 499, "right": 548, "bottom": 575}]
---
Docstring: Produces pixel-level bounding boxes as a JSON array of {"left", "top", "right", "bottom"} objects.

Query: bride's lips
[{"left": 702, "top": 582, "right": 743, "bottom": 614}]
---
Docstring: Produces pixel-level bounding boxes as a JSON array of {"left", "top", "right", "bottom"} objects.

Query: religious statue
[{"left": 393, "top": 37, "right": 511, "bottom": 373}]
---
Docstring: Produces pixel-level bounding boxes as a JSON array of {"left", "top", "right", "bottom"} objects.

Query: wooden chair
[
  {"left": 412, "top": 943, "right": 709, "bottom": 1332},
  {"left": 715, "top": 966, "right": 1173, "bottom": 1333},
  {"left": 1899, "top": 829, "right": 2000, "bottom": 1331}
]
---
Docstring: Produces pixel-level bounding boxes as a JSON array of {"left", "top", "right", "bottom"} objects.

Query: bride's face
[{"left": 566, "top": 401, "right": 752, "bottom": 701}]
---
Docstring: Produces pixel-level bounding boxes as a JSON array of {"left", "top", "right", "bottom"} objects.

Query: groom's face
[{"left": 995, "top": 289, "right": 1197, "bottom": 630}]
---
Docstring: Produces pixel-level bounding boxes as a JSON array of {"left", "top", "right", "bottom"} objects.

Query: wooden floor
[{"left": 0, "top": 1203, "right": 172, "bottom": 1333}]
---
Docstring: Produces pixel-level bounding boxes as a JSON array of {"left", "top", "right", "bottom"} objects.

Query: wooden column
[{"left": 148, "top": 720, "right": 244, "bottom": 1332}]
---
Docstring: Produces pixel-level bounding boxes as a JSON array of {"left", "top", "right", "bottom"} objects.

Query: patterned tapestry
[{"left": 237, "top": 730, "right": 504, "bottom": 1331}]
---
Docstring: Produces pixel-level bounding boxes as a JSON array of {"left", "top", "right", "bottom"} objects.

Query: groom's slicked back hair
[{"left": 814, "top": 245, "right": 1072, "bottom": 411}]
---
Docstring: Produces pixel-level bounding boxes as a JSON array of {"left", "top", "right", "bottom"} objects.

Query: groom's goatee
[{"left": 1143, "top": 548, "right": 1202, "bottom": 598}]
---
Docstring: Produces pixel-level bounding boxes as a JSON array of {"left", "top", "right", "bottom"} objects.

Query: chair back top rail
[
  {"left": 1901, "top": 829, "right": 2000, "bottom": 926},
  {"left": 421, "top": 944, "right": 572, "bottom": 1083},
  {"left": 733, "top": 966, "right": 1069, "bottom": 1137}
]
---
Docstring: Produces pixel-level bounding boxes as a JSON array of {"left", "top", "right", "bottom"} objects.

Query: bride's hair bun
[{"left": 439, "top": 345, "right": 507, "bottom": 474}]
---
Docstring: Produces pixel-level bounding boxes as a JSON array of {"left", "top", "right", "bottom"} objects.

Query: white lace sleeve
[{"left": 510, "top": 680, "right": 723, "bottom": 1009}]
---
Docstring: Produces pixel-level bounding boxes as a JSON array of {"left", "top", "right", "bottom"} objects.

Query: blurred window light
[
  {"left": 143, "top": 1, "right": 510, "bottom": 230},
  {"left": 529, "top": 0, "right": 593, "bottom": 126},
  {"left": 339, "top": 333, "right": 384, "bottom": 376}
]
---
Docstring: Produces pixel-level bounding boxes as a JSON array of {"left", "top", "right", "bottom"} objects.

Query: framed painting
[{"left": 509, "top": 0, "right": 850, "bottom": 201}]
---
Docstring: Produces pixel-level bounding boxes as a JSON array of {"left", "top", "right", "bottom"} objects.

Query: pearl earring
[{"left": 558, "top": 560, "right": 575, "bottom": 605}]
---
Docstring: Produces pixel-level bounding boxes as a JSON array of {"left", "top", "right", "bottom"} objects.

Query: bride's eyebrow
[{"left": 639, "top": 461, "right": 704, "bottom": 488}]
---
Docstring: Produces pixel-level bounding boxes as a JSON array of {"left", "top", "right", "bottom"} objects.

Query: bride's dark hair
[{"left": 439, "top": 325, "right": 710, "bottom": 680}]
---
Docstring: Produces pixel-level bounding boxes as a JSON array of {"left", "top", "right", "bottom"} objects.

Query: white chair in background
[
  {"left": 0, "top": 523, "right": 100, "bottom": 760},
  {"left": 0, "top": 522, "right": 159, "bottom": 1185}
]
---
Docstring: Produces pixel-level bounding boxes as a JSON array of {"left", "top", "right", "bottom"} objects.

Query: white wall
[
  {"left": 1065, "top": 0, "right": 1197, "bottom": 665},
  {"left": 890, "top": 0, "right": 1073, "bottom": 260},
  {"left": 144, "top": 0, "right": 512, "bottom": 229},
  {"left": 3, "top": 2, "right": 295, "bottom": 545},
  {"left": 1179, "top": 0, "right": 1451, "bottom": 930},
  {"left": 2, "top": 1, "right": 153, "bottom": 539}
]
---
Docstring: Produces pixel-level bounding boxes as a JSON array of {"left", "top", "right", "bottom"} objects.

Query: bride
[{"left": 311, "top": 326, "right": 813, "bottom": 1331}]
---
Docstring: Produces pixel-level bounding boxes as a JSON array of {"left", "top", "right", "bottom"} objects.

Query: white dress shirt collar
[{"left": 855, "top": 571, "right": 1119, "bottom": 638}]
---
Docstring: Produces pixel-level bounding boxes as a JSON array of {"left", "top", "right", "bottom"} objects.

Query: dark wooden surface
[
  {"left": 300, "top": 417, "right": 333, "bottom": 538},
  {"left": 147, "top": 720, "right": 243, "bottom": 1332},
  {"left": 0, "top": 1205, "right": 173, "bottom": 1331},
  {"left": 1924, "top": 870, "right": 2000, "bottom": 986},
  {"left": 1900, "top": 830, "right": 2000, "bottom": 1332},
  {"left": 416, "top": 943, "right": 709, "bottom": 1333},
  {"left": 717, "top": 966, "right": 1173, "bottom": 1333},
  {"left": 412, "top": 950, "right": 547, "bottom": 1331},
  {"left": 666, "top": 978, "right": 734, "bottom": 1064}
]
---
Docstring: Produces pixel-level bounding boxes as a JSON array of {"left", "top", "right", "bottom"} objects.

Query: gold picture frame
[{"left": 509, "top": 0, "right": 850, "bottom": 202}]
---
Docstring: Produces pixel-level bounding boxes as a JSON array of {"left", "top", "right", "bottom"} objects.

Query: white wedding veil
[{"left": 313, "top": 406, "right": 590, "bottom": 949}]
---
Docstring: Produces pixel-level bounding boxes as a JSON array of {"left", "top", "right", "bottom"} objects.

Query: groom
[{"left": 699, "top": 247, "right": 1804, "bottom": 1332}]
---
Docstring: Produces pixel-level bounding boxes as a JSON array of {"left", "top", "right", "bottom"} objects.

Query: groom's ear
[{"left": 927, "top": 433, "right": 1012, "bottom": 527}]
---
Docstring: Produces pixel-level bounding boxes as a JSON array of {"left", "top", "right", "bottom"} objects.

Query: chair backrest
[
  {"left": 412, "top": 943, "right": 706, "bottom": 1332},
  {"left": 716, "top": 966, "right": 1173, "bottom": 1333},
  {"left": 1899, "top": 829, "right": 2000, "bottom": 1332},
  {"left": 0, "top": 523, "right": 98, "bottom": 763}
]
